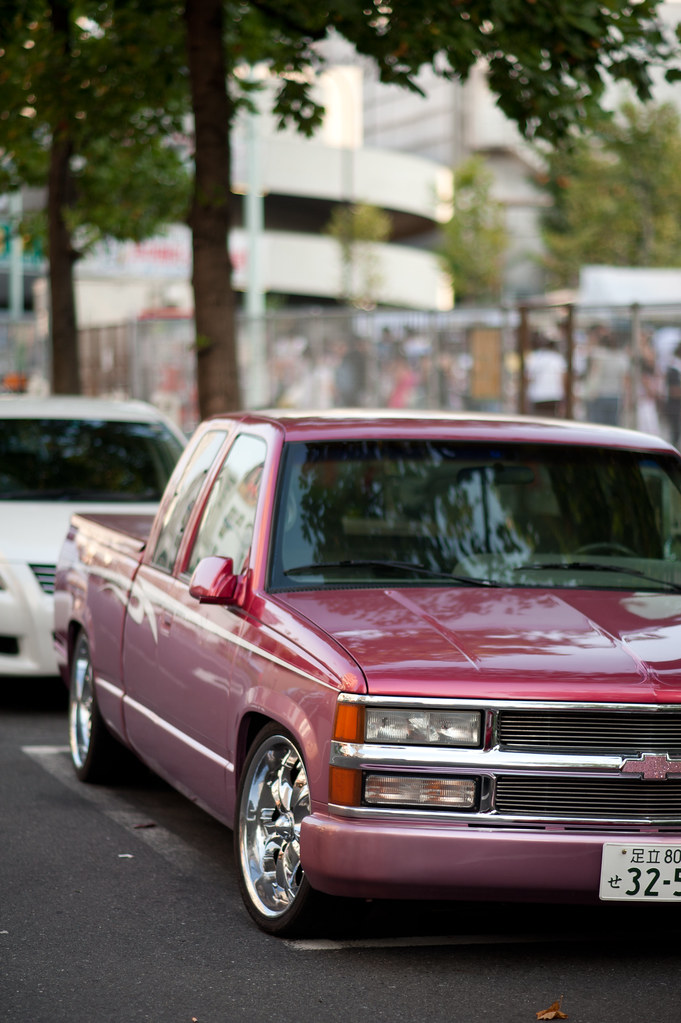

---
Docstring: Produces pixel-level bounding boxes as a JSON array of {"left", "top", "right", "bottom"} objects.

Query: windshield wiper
[
  {"left": 514, "top": 561, "right": 681, "bottom": 593},
  {"left": 283, "top": 560, "right": 499, "bottom": 587}
]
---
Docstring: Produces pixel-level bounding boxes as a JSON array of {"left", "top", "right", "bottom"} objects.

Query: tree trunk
[
  {"left": 48, "top": 0, "right": 80, "bottom": 395},
  {"left": 185, "top": 0, "right": 239, "bottom": 419}
]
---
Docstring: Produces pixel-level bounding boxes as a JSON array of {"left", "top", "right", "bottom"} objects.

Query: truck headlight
[
  {"left": 364, "top": 774, "right": 477, "bottom": 809},
  {"left": 330, "top": 702, "right": 483, "bottom": 809},
  {"left": 365, "top": 708, "right": 481, "bottom": 747},
  {"left": 333, "top": 702, "right": 482, "bottom": 748}
]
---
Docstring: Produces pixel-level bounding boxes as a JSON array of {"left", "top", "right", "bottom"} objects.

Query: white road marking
[
  {"left": 21, "top": 745, "right": 230, "bottom": 886},
  {"left": 21, "top": 747, "right": 592, "bottom": 952},
  {"left": 287, "top": 933, "right": 562, "bottom": 951}
]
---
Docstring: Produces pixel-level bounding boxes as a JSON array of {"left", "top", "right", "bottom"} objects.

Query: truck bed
[
  {"left": 68, "top": 511, "right": 156, "bottom": 556},
  {"left": 54, "top": 511, "right": 157, "bottom": 689}
]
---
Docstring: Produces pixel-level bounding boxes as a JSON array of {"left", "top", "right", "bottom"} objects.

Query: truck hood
[
  {"left": 279, "top": 587, "right": 681, "bottom": 702},
  {"left": 0, "top": 501, "right": 159, "bottom": 564}
]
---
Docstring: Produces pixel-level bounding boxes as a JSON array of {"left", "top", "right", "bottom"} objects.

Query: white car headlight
[{"left": 365, "top": 708, "right": 481, "bottom": 747}]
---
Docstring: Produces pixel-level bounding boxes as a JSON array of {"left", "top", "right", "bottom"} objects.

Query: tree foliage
[
  {"left": 241, "top": 0, "right": 679, "bottom": 144},
  {"left": 0, "top": 0, "right": 190, "bottom": 392},
  {"left": 1, "top": 0, "right": 679, "bottom": 411},
  {"left": 539, "top": 101, "right": 681, "bottom": 288},
  {"left": 0, "top": 0, "right": 190, "bottom": 235},
  {"left": 438, "top": 156, "right": 508, "bottom": 304}
]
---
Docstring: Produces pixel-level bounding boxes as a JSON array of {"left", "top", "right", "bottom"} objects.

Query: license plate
[{"left": 600, "top": 843, "right": 681, "bottom": 901}]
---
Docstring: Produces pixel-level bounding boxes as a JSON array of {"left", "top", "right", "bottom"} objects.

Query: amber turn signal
[
  {"left": 333, "top": 702, "right": 365, "bottom": 743},
  {"left": 329, "top": 766, "right": 363, "bottom": 807}
]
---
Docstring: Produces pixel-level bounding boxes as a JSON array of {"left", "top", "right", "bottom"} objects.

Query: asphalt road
[{"left": 3, "top": 679, "right": 681, "bottom": 1023}]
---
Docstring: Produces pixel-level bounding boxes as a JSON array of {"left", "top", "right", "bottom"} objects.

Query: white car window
[{"left": 0, "top": 418, "right": 183, "bottom": 500}]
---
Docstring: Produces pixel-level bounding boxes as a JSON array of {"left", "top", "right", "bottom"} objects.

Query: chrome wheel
[
  {"left": 69, "top": 633, "right": 94, "bottom": 771},
  {"left": 67, "top": 630, "right": 133, "bottom": 783},
  {"left": 238, "top": 729, "right": 311, "bottom": 925}
]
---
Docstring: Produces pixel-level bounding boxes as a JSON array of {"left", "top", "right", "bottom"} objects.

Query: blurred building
[
  {"left": 49, "top": 66, "right": 454, "bottom": 330},
  {"left": 333, "top": 0, "right": 681, "bottom": 302},
  {"left": 359, "top": 59, "right": 548, "bottom": 301}
]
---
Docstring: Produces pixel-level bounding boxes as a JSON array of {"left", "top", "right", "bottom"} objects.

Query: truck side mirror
[{"left": 189, "top": 556, "right": 240, "bottom": 604}]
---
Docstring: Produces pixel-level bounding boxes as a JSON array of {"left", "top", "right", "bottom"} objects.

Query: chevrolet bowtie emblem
[{"left": 621, "top": 754, "right": 681, "bottom": 780}]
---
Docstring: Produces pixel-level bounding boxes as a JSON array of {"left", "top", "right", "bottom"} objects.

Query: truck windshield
[
  {"left": 0, "top": 418, "right": 184, "bottom": 501},
  {"left": 269, "top": 439, "right": 681, "bottom": 591}
]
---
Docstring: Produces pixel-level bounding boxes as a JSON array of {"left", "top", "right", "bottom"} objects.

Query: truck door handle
[{"left": 159, "top": 611, "right": 173, "bottom": 635}]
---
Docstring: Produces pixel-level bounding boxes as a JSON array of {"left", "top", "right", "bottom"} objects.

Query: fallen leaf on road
[{"left": 536, "top": 999, "right": 568, "bottom": 1020}]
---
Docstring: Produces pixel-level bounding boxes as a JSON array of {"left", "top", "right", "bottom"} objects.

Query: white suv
[{"left": 0, "top": 395, "right": 185, "bottom": 678}]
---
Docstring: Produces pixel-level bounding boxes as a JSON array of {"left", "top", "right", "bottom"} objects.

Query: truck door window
[
  {"left": 186, "top": 434, "right": 267, "bottom": 576},
  {"left": 151, "top": 430, "right": 228, "bottom": 572}
]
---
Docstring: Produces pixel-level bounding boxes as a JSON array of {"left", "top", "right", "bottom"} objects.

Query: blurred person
[
  {"left": 436, "top": 351, "right": 456, "bottom": 408},
  {"left": 525, "top": 333, "right": 566, "bottom": 417},
  {"left": 386, "top": 351, "right": 419, "bottom": 408},
  {"left": 637, "top": 329, "right": 661, "bottom": 435},
  {"left": 334, "top": 337, "right": 368, "bottom": 406},
  {"left": 271, "top": 332, "right": 308, "bottom": 406},
  {"left": 403, "top": 328, "right": 431, "bottom": 360},
  {"left": 277, "top": 346, "right": 335, "bottom": 409},
  {"left": 377, "top": 326, "right": 399, "bottom": 363},
  {"left": 654, "top": 326, "right": 681, "bottom": 376},
  {"left": 583, "top": 328, "right": 630, "bottom": 426},
  {"left": 665, "top": 342, "right": 681, "bottom": 447}
]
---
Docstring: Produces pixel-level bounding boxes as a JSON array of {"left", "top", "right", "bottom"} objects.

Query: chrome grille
[
  {"left": 497, "top": 710, "right": 681, "bottom": 755},
  {"left": 332, "top": 696, "right": 681, "bottom": 827},
  {"left": 495, "top": 776, "right": 681, "bottom": 819},
  {"left": 30, "top": 564, "right": 56, "bottom": 595}
]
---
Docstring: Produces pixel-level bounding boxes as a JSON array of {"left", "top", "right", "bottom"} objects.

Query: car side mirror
[{"left": 189, "top": 556, "right": 240, "bottom": 604}]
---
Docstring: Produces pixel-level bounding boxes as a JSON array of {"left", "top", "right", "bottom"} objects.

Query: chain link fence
[
  {"left": 516, "top": 302, "right": 681, "bottom": 446},
  {"left": 3, "top": 302, "right": 681, "bottom": 444},
  {"left": 78, "top": 307, "right": 517, "bottom": 434},
  {"left": 0, "top": 318, "right": 42, "bottom": 392}
]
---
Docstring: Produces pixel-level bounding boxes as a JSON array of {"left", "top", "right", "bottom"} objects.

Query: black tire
[
  {"left": 68, "top": 631, "right": 132, "bottom": 784},
  {"left": 234, "top": 723, "right": 329, "bottom": 936}
]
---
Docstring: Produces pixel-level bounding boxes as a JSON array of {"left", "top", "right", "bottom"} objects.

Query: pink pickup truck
[{"left": 54, "top": 410, "right": 681, "bottom": 934}]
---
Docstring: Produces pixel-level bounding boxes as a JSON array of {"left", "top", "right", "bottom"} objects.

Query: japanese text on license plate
[{"left": 600, "top": 843, "right": 681, "bottom": 901}]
